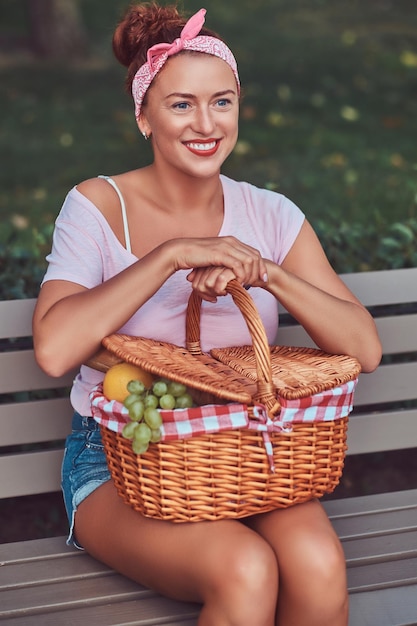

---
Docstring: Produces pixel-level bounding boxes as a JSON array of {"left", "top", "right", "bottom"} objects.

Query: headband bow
[
  {"left": 132, "top": 8, "right": 240, "bottom": 121},
  {"left": 147, "top": 8, "right": 207, "bottom": 72}
]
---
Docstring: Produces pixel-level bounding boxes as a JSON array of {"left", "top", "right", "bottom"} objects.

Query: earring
[{"left": 142, "top": 131, "right": 148, "bottom": 140}]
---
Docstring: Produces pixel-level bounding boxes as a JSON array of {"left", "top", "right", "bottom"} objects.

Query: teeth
[{"left": 187, "top": 141, "right": 216, "bottom": 151}]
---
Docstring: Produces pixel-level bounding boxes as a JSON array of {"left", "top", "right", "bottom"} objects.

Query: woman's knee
[
  {"left": 299, "top": 531, "right": 348, "bottom": 613},
  {"left": 204, "top": 534, "right": 279, "bottom": 623}
]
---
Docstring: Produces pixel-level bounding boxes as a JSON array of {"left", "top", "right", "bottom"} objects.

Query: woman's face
[{"left": 140, "top": 53, "right": 239, "bottom": 179}]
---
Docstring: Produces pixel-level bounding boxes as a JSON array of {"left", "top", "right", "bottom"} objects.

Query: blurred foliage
[
  {"left": 1, "top": 0, "right": 417, "bottom": 299},
  {"left": 2, "top": 217, "right": 417, "bottom": 300}
]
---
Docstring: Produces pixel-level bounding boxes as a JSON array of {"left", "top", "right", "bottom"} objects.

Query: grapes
[
  {"left": 167, "top": 381, "right": 187, "bottom": 398},
  {"left": 128, "top": 399, "right": 145, "bottom": 422},
  {"left": 144, "top": 394, "right": 159, "bottom": 409},
  {"left": 119, "top": 374, "right": 195, "bottom": 455},
  {"left": 122, "top": 421, "right": 138, "bottom": 440},
  {"left": 152, "top": 380, "right": 168, "bottom": 397},
  {"left": 144, "top": 407, "right": 163, "bottom": 429},
  {"left": 175, "top": 393, "right": 193, "bottom": 409},
  {"left": 134, "top": 422, "right": 152, "bottom": 444},
  {"left": 127, "top": 379, "right": 146, "bottom": 395},
  {"left": 123, "top": 393, "right": 142, "bottom": 410},
  {"left": 159, "top": 393, "right": 176, "bottom": 410}
]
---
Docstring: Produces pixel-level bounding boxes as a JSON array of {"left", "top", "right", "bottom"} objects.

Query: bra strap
[{"left": 98, "top": 175, "right": 132, "bottom": 254}]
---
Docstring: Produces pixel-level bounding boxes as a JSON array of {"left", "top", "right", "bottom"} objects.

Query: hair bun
[
  {"left": 112, "top": 3, "right": 183, "bottom": 69},
  {"left": 112, "top": 3, "right": 220, "bottom": 94}
]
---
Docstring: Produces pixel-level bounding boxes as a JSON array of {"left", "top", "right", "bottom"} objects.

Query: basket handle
[{"left": 186, "top": 280, "right": 279, "bottom": 412}]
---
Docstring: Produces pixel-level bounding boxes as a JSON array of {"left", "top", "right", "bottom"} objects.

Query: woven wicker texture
[
  {"left": 100, "top": 416, "right": 348, "bottom": 522},
  {"left": 95, "top": 280, "right": 361, "bottom": 521}
]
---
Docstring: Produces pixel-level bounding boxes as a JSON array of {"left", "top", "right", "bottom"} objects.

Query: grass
[{"left": 1, "top": 0, "right": 417, "bottom": 252}]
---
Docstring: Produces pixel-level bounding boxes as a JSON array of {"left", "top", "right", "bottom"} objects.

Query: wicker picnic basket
[{"left": 90, "top": 280, "right": 361, "bottom": 522}]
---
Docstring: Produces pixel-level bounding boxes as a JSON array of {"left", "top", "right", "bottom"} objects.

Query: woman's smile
[{"left": 184, "top": 139, "right": 220, "bottom": 156}]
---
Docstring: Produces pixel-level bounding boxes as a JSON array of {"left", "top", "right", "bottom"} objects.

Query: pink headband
[{"left": 132, "top": 8, "right": 240, "bottom": 120}]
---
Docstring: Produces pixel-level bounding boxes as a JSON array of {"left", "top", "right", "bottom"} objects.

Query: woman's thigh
[{"left": 74, "top": 480, "right": 279, "bottom": 605}]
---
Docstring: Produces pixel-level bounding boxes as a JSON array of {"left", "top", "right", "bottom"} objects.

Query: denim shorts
[{"left": 61, "top": 412, "right": 111, "bottom": 549}]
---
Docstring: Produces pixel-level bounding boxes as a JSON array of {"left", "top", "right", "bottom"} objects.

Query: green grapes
[
  {"left": 175, "top": 393, "right": 193, "bottom": 409},
  {"left": 120, "top": 375, "right": 195, "bottom": 455},
  {"left": 144, "top": 407, "right": 163, "bottom": 429},
  {"left": 122, "top": 420, "right": 139, "bottom": 440},
  {"left": 159, "top": 393, "right": 176, "bottom": 410},
  {"left": 128, "top": 399, "right": 145, "bottom": 422},
  {"left": 152, "top": 380, "right": 168, "bottom": 397},
  {"left": 144, "top": 394, "right": 159, "bottom": 409},
  {"left": 167, "top": 381, "right": 187, "bottom": 397},
  {"left": 127, "top": 380, "right": 146, "bottom": 395}
]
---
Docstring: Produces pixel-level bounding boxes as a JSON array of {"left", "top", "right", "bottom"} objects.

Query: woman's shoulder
[
  {"left": 221, "top": 175, "right": 300, "bottom": 213},
  {"left": 75, "top": 176, "right": 118, "bottom": 216}
]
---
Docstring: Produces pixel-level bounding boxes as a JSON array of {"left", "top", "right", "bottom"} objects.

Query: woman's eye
[
  {"left": 173, "top": 102, "right": 190, "bottom": 110},
  {"left": 216, "top": 98, "right": 232, "bottom": 108}
]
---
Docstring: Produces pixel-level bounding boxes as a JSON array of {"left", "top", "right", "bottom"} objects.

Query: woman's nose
[{"left": 192, "top": 106, "right": 215, "bottom": 135}]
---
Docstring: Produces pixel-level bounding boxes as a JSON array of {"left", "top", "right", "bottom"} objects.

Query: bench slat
[
  {"left": 347, "top": 408, "right": 417, "bottom": 455},
  {"left": 347, "top": 556, "right": 417, "bottom": 591},
  {"left": 330, "top": 507, "right": 417, "bottom": 540},
  {"left": 0, "top": 575, "right": 200, "bottom": 624},
  {"left": 0, "top": 449, "right": 64, "bottom": 498},
  {"left": 341, "top": 529, "right": 417, "bottom": 564},
  {"left": 0, "top": 398, "right": 72, "bottom": 446},
  {"left": 341, "top": 267, "right": 417, "bottom": 305},
  {"left": 0, "top": 351, "right": 75, "bottom": 394},
  {"left": 278, "top": 314, "right": 417, "bottom": 354},
  {"left": 0, "top": 596, "right": 199, "bottom": 626},
  {"left": 0, "top": 299, "right": 35, "bottom": 339},
  {"left": 353, "top": 361, "right": 417, "bottom": 406},
  {"left": 324, "top": 488, "right": 417, "bottom": 517},
  {"left": 0, "top": 536, "right": 81, "bottom": 563},
  {"left": 348, "top": 584, "right": 417, "bottom": 626}
]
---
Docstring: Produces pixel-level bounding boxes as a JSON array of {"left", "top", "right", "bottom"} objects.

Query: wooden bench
[{"left": 1, "top": 267, "right": 416, "bottom": 625}]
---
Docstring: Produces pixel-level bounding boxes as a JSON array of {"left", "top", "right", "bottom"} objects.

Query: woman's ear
[{"left": 138, "top": 115, "right": 151, "bottom": 141}]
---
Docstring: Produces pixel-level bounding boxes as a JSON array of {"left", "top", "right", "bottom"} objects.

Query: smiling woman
[{"left": 31, "top": 3, "right": 381, "bottom": 626}]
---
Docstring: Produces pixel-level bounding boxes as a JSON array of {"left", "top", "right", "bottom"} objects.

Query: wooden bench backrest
[
  {"left": 1, "top": 267, "right": 416, "bottom": 499},
  {"left": 0, "top": 300, "right": 76, "bottom": 498}
]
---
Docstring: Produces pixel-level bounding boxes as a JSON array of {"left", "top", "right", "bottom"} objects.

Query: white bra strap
[{"left": 98, "top": 175, "right": 132, "bottom": 254}]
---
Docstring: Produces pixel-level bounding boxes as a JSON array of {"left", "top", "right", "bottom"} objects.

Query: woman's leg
[
  {"left": 245, "top": 499, "right": 348, "bottom": 626},
  {"left": 75, "top": 480, "right": 279, "bottom": 626}
]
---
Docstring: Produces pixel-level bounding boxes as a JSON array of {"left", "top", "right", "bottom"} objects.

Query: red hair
[{"left": 112, "top": 2, "right": 219, "bottom": 93}]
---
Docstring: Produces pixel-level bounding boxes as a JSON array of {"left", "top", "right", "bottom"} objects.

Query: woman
[{"left": 33, "top": 4, "right": 382, "bottom": 625}]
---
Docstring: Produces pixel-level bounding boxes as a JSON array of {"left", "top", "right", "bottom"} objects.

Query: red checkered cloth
[{"left": 90, "top": 378, "right": 357, "bottom": 472}]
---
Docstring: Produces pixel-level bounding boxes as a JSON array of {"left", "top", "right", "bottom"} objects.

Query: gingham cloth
[{"left": 90, "top": 378, "right": 357, "bottom": 472}]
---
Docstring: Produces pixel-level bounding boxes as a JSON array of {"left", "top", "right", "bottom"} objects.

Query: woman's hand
[
  {"left": 186, "top": 266, "right": 237, "bottom": 302},
  {"left": 173, "top": 236, "right": 268, "bottom": 301}
]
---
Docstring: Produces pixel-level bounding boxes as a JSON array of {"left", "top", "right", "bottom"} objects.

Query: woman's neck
[{"left": 141, "top": 164, "right": 224, "bottom": 217}]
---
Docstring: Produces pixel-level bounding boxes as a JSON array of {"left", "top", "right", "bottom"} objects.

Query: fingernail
[{"left": 263, "top": 272, "right": 268, "bottom": 283}]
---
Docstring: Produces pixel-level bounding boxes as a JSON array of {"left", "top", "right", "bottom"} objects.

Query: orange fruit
[{"left": 102, "top": 362, "right": 154, "bottom": 403}]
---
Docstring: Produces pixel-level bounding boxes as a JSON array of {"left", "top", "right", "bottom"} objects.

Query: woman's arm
[
  {"left": 33, "top": 236, "right": 268, "bottom": 377},
  {"left": 187, "top": 219, "right": 382, "bottom": 372},
  {"left": 263, "top": 220, "right": 382, "bottom": 372}
]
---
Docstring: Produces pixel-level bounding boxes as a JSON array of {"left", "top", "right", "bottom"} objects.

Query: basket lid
[
  {"left": 101, "top": 335, "right": 361, "bottom": 404},
  {"left": 101, "top": 333, "right": 257, "bottom": 404},
  {"left": 210, "top": 345, "right": 361, "bottom": 400}
]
